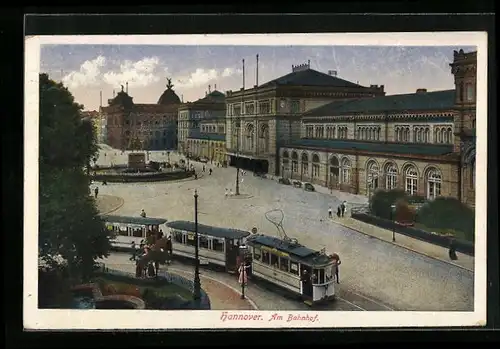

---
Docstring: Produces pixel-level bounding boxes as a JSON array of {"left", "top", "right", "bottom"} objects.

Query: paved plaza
[{"left": 94, "top": 146, "right": 474, "bottom": 311}]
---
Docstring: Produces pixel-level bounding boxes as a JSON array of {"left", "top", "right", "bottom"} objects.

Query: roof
[
  {"left": 288, "top": 139, "right": 454, "bottom": 156},
  {"left": 195, "top": 90, "right": 226, "bottom": 103},
  {"left": 166, "top": 220, "right": 250, "bottom": 239},
  {"left": 246, "top": 234, "right": 333, "bottom": 266},
  {"left": 109, "top": 90, "right": 134, "bottom": 109},
  {"left": 157, "top": 78, "right": 181, "bottom": 105},
  {"left": 100, "top": 215, "right": 168, "bottom": 226},
  {"left": 259, "top": 68, "right": 364, "bottom": 89},
  {"left": 303, "top": 90, "right": 455, "bottom": 117}
]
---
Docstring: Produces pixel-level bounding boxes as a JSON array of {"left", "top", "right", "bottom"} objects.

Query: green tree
[
  {"left": 38, "top": 73, "right": 111, "bottom": 282},
  {"left": 415, "top": 197, "right": 475, "bottom": 241},
  {"left": 369, "top": 189, "right": 408, "bottom": 219}
]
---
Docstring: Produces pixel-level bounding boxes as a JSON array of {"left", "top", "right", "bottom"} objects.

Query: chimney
[
  {"left": 113, "top": 90, "right": 115, "bottom": 98},
  {"left": 205, "top": 91, "right": 208, "bottom": 96},
  {"left": 214, "top": 84, "right": 217, "bottom": 91},
  {"left": 328, "top": 70, "right": 337, "bottom": 77},
  {"left": 181, "top": 94, "right": 184, "bottom": 103},
  {"left": 208, "top": 85, "right": 211, "bottom": 93},
  {"left": 416, "top": 88, "right": 427, "bottom": 94},
  {"left": 126, "top": 82, "right": 129, "bottom": 93}
]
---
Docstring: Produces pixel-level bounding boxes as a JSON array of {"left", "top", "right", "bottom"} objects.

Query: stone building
[
  {"left": 103, "top": 79, "right": 181, "bottom": 151},
  {"left": 178, "top": 87, "right": 227, "bottom": 163},
  {"left": 278, "top": 49, "right": 476, "bottom": 206},
  {"left": 224, "top": 62, "right": 386, "bottom": 174}
]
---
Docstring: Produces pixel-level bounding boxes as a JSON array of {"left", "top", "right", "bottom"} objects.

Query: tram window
[
  {"left": 319, "top": 269, "right": 325, "bottom": 284},
  {"left": 199, "top": 235, "right": 209, "bottom": 249},
  {"left": 270, "top": 253, "right": 279, "bottom": 268},
  {"left": 253, "top": 247, "right": 261, "bottom": 261},
  {"left": 132, "top": 229, "right": 143, "bottom": 238},
  {"left": 213, "top": 239, "right": 224, "bottom": 252},
  {"left": 186, "top": 233, "right": 196, "bottom": 247},
  {"left": 290, "top": 262, "right": 299, "bottom": 275},
  {"left": 173, "top": 231, "right": 183, "bottom": 244},
  {"left": 262, "top": 250, "right": 270, "bottom": 264},
  {"left": 312, "top": 269, "right": 321, "bottom": 284},
  {"left": 118, "top": 229, "right": 128, "bottom": 237},
  {"left": 279, "top": 257, "right": 289, "bottom": 272}
]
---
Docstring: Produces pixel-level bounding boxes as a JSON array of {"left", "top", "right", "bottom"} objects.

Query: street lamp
[
  {"left": 193, "top": 190, "right": 202, "bottom": 305},
  {"left": 390, "top": 204, "right": 396, "bottom": 242}
]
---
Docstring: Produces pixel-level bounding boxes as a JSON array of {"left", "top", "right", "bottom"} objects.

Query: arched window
[
  {"left": 396, "top": 127, "right": 401, "bottom": 142},
  {"left": 404, "top": 165, "right": 418, "bottom": 196},
  {"left": 441, "top": 128, "right": 446, "bottom": 143},
  {"left": 416, "top": 128, "right": 421, "bottom": 143},
  {"left": 301, "top": 153, "right": 309, "bottom": 175},
  {"left": 259, "top": 124, "right": 269, "bottom": 153},
  {"left": 341, "top": 158, "right": 351, "bottom": 184},
  {"left": 245, "top": 124, "right": 254, "bottom": 151},
  {"left": 329, "top": 156, "right": 340, "bottom": 188},
  {"left": 426, "top": 167, "right": 442, "bottom": 200},
  {"left": 291, "top": 151, "right": 298, "bottom": 173},
  {"left": 424, "top": 128, "right": 430, "bottom": 143},
  {"left": 385, "top": 163, "right": 398, "bottom": 190},
  {"left": 312, "top": 154, "right": 320, "bottom": 178},
  {"left": 366, "top": 161, "right": 380, "bottom": 192},
  {"left": 447, "top": 127, "right": 453, "bottom": 144},
  {"left": 282, "top": 150, "right": 289, "bottom": 170},
  {"left": 377, "top": 127, "right": 381, "bottom": 141}
]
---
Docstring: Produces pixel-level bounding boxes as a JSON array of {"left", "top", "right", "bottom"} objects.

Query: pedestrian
[
  {"left": 129, "top": 242, "right": 137, "bottom": 261},
  {"left": 229, "top": 188, "right": 234, "bottom": 196},
  {"left": 328, "top": 207, "right": 332, "bottom": 218},
  {"left": 140, "top": 209, "right": 146, "bottom": 218},
  {"left": 341, "top": 201, "right": 346, "bottom": 217},
  {"left": 209, "top": 168, "right": 212, "bottom": 175},
  {"left": 449, "top": 237, "right": 458, "bottom": 261},
  {"left": 202, "top": 165, "right": 206, "bottom": 172},
  {"left": 337, "top": 206, "right": 341, "bottom": 218},
  {"left": 225, "top": 188, "right": 228, "bottom": 198},
  {"left": 94, "top": 186, "right": 99, "bottom": 198},
  {"left": 332, "top": 253, "right": 341, "bottom": 283}
]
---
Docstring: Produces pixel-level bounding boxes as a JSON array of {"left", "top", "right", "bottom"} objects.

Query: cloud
[
  {"left": 102, "top": 56, "right": 162, "bottom": 88},
  {"left": 62, "top": 55, "right": 106, "bottom": 89},
  {"left": 176, "top": 67, "right": 242, "bottom": 89}
]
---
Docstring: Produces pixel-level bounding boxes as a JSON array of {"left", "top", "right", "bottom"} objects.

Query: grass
[
  {"left": 92, "top": 276, "right": 194, "bottom": 301},
  {"left": 413, "top": 223, "right": 472, "bottom": 242}
]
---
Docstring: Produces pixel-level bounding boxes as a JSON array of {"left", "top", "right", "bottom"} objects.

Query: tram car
[
  {"left": 165, "top": 220, "right": 252, "bottom": 273},
  {"left": 102, "top": 215, "right": 169, "bottom": 250},
  {"left": 245, "top": 234, "right": 336, "bottom": 305}
]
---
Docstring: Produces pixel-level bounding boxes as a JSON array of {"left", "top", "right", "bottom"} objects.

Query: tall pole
[
  {"left": 193, "top": 190, "right": 201, "bottom": 304},
  {"left": 235, "top": 59, "right": 245, "bottom": 195}
]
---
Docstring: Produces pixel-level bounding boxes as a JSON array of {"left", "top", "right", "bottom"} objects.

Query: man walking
[
  {"left": 328, "top": 207, "right": 333, "bottom": 218},
  {"left": 129, "top": 241, "right": 137, "bottom": 261},
  {"left": 340, "top": 201, "right": 346, "bottom": 217},
  {"left": 94, "top": 186, "right": 99, "bottom": 198}
]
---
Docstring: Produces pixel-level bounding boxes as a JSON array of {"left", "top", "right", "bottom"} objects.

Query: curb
[
  {"left": 332, "top": 220, "right": 474, "bottom": 273},
  {"left": 169, "top": 267, "right": 259, "bottom": 310},
  {"left": 100, "top": 195, "right": 125, "bottom": 215}
]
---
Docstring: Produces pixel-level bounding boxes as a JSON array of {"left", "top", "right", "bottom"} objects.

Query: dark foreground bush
[{"left": 370, "top": 189, "right": 407, "bottom": 220}]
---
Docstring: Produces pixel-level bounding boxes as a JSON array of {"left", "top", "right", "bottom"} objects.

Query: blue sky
[{"left": 40, "top": 45, "right": 476, "bottom": 111}]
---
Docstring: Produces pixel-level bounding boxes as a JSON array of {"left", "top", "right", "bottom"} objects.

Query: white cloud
[
  {"left": 176, "top": 67, "right": 242, "bottom": 89},
  {"left": 103, "top": 56, "right": 161, "bottom": 88},
  {"left": 62, "top": 55, "right": 106, "bottom": 89}
]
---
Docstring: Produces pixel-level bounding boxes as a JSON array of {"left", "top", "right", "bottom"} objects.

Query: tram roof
[
  {"left": 247, "top": 234, "right": 333, "bottom": 266},
  {"left": 100, "top": 215, "right": 168, "bottom": 226},
  {"left": 166, "top": 220, "right": 251, "bottom": 239}
]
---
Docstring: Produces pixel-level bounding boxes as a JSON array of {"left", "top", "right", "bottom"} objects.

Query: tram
[
  {"left": 165, "top": 220, "right": 251, "bottom": 273},
  {"left": 102, "top": 214, "right": 169, "bottom": 250},
  {"left": 245, "top": 234, "right": 336, "bottom": 305}
]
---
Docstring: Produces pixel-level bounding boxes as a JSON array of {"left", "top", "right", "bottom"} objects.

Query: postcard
[{"left": 25, "top": 32, "right": 487, "bottom": 330}]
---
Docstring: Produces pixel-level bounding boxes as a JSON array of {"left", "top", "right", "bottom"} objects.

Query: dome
[
  {"left": 109, "top": 85, "right": 134, "bottom": 109},
  {"left": 157, "top": 78, "right": 181, "bottom": 105}
]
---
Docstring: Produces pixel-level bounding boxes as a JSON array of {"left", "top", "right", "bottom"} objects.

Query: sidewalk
[
  {"left": 95, "top": 194, "right": 124, "bottom": 214},
  {"left": 100, "top": 258, "right": 257, "bottom": 310},
  {"left": 333, "top": 215, "right": 474, "bottom": 272}
]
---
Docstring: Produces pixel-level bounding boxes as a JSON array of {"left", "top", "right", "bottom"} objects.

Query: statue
[
  {"left": 121, "top": 84, "right": 124, "bottom": 92},
  {"left": 166, "top": 77, "right": 174, "bottom": 90}
]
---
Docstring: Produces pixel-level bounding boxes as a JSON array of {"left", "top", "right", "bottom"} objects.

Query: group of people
[{"left": 328, "top": 201, "right": 347, "bottom": 219}]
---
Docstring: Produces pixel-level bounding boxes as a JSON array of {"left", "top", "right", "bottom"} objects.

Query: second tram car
[
  {"left": 245, "top": 234, "right": 336, "bottom": 305},
  {"left": 165, "top": 220, "right": 251, "bottom": 273}
]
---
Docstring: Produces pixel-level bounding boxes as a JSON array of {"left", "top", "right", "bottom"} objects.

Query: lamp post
[
  {"left": 193, "top": 190, "right": 202, "bottom": 305},
  {"left": 390, "top": 204, "right": 396, "bottom": 242}
]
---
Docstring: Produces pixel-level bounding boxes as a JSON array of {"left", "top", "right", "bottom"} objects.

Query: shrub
[
  {"left": 395, "top": 199, "right": 415, "bottom": 224},
  {"left": 370, "top": 189, "right": 408, "bottom": 220},
  {"left": 415, "top": 197, "right": 475, "bottom": 242}
]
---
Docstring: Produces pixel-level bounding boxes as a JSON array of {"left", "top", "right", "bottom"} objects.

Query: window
[
  {"left": 245, "top": 103, "right": 255, "bottom": 115},
  {"left": 253, "top": 247, "right": 261, "bottom": 261},
  {"left": 366, "top": 161, "right": 380, "bottom": 191},
  {"left": 270, "top": 253, "right": 279, "bottom": 268},
  {"left": 326, "top": 126, "right": 335, "bottom": 139},
  {"left": 290, "top": 100, "right": 300, "bottom": 113},
  {"left": 279, "top": 257, "right": 290, "bottom": 272},
  {"left": 132, "top": 229, "right": 143, "bottom": 238},
  {"left": 290, "top": 261, "right": 299, "bottom": 275},
  {"left": 426, "top": 168, "right": 442, "bottom": 200},
  {"left": 312, "top": 154, "right": 320, "bottom": 177},
  {"left": 213, "top": 238, "right": 224, "bottom": 252},
  {"left": 405, "top": 166, "right": 418, "bottom": 196},
  {"left": 306, "top": 125, "right": 314, "bottom": 138},
  {"left": 315, "top": 126, "right": 324, "bottom": 138},
  {"left": 173, "top": 230, "right": 184, "bottom": 244},
  {"left": 259, "top": 101, "right": 270, "bottom": 114},
  {"left": 262, "top": 250, "right": 270, "bottom": 264},
  {"left": 385, "top": 164, "right": 398, "bottom": 190},
  {"left": 447, "top": 128, "right": 453, "bottom": 144},
  {"left": 341, "top": 158, "right": 351, "bottom": 184},
  {"left": 118, "top": 228, "right": 128, "bottom": 237},
  {"left": 466, "top": 83, "right": 474, "bottom": 101},
  {"left": 301, "top": 153, "right": 309, "bottom": 175},
  {"left": 233, "top": 105, "right": 241, "bottom": 116},
  {"left": 291, "top": 152, "right": 298, "bottom": 173},
  {"left": 199, "top": 235, "right": 209, "bottom": 249}
]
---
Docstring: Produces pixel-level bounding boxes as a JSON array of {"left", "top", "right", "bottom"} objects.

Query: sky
[{"left": 40, "top": 45, "right": 476, "bottom": 111}]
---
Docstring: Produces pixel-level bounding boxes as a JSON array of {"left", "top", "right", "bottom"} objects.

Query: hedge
[{"left": 92, "top": 170, "right": 194, "bottom": 183}]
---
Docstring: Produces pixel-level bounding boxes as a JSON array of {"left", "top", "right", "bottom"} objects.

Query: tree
[
  {"left": 394, "top": 199, "right": 415, "bottom": 225},
  {"left": 415, "top": 197, "right": 475, "bottom": 241},
  {"left": 38, "top": 73, "right": 111, "bottom": 283},
  {"left": 369, "top": 189, "right": 408, "bottom": 220}
]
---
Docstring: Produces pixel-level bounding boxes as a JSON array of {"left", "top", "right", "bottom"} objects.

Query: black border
[{"left": 4, "top": 8, "right": 498, "bottom": 347}]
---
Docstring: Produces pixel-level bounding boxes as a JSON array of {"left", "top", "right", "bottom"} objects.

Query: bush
[
  {"left": 415, "top": 197, "right": 475, "bottom": 242},
  {"left": 370, "top": 189, "right": 408, "bottom": 220},
  {"left": 395, "top": 199, "right": 415, "bottom": 224}
]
